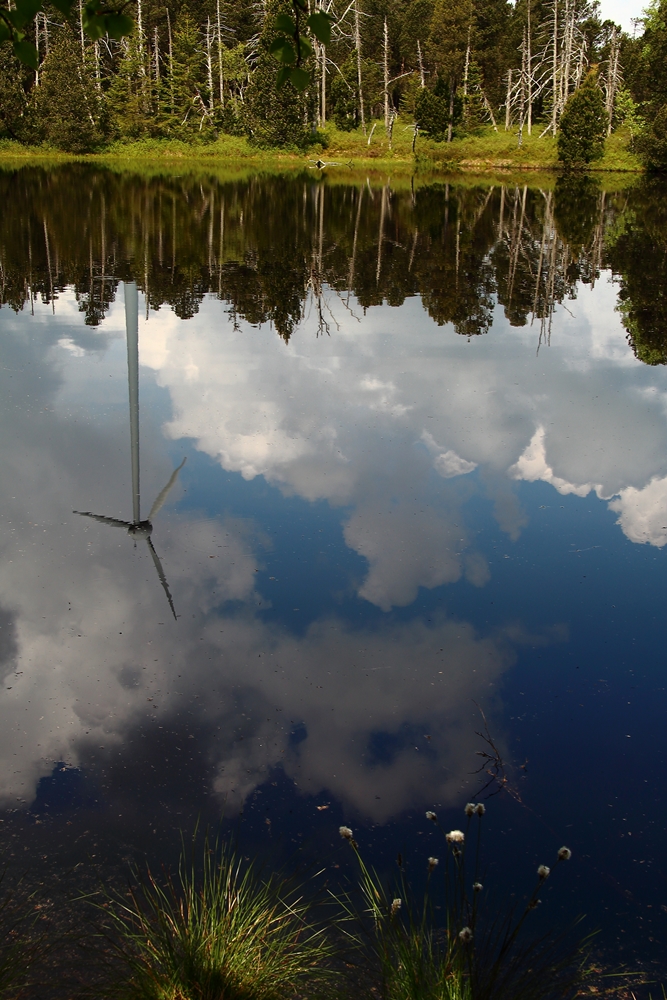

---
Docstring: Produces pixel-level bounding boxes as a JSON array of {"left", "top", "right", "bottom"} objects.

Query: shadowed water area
[{"left": 1, "top": 164, "right": 667, "bottom": 991}]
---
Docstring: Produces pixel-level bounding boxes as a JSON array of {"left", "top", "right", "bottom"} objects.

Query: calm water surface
[{"left": 1, "top": 165, "right": 667, "bottom": 977}]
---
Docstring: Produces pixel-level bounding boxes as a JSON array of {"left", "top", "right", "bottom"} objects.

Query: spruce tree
[
  {"left": 557, "top": 72, "right": 607, "bottom": 165},
  {"left": 244, "top": 0, "right": 313, "bottom": 149},
  {"left": 30, "top": 30, "right": 104, "bottom": 152},
  {"left": 161, "top": 13, "right": 212, "bottom": 140},
  {"left": 106, "top": 35, "right": 154, "bottom": 139},
  {"left": 462, "top": 59, "right": 485, "bottom": 133},
  {"left": 414, "top": 86, "right": 448, "bottom": 139}
]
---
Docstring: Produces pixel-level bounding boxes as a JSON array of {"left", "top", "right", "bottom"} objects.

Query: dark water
[{"left": 1, "top": 164, "right": 667, "bottom": 982}]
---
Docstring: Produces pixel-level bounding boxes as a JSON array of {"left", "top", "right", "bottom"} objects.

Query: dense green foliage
[
  {"left": 557, "top": 73, "right": 607, "bottom": 165},
  {"left": 0, "top": 0, "right": 665, "bottom": 154}
]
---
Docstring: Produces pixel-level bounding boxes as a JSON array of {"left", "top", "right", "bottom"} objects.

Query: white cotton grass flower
[
  {"left": 475, "top": 803, "right": 486, "bottom": 816},
  {"left": 464, "top": 803, "right": 476, "bottom": 817},
  {"left": 426, "top": 810, "right": 437, "bottom": 822},
  {"left": 339, "top": 826, "right": 353, "bottom": 840},
  {"left": 473, "top": 882, "right": 483, "bottom": 892},
  {"left": 557, "top": 846, "right": 572, "bottom": 861},
  {"left": 427, "top": 857, "right": 439, "bottom": 872},
  {"left": 458, "top": 926, "right": 473, "bottom": 943},
  {"left": 446, "top": 830, "right": 465, "bottom": 844},
  {"left": 537, "top": 865, "right": 550, "bottom": 879},
  {"left": 390, "top": 898, "right": 402, "bottom": 916}
]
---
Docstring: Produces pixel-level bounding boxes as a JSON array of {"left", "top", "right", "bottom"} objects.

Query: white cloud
[
  {"left": 509, "top": 426, "right": 600, "bottom": 497},
  {"left": 422, "top": 431, "right": 478, "bottom": 478},
  {"left": 609, "top": 477, "right": 667, "bottom": 547}
]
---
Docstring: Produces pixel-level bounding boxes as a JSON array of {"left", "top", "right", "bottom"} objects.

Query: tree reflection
[
  {"left": 606, "top": 178, "right": 667, "bottom": 366},
  {"left": 0, "top": 165, "right": 660, "bottom": 362}
]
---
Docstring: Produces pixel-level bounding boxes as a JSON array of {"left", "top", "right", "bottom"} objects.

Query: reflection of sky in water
[{"left": 1, "top": 269, "right": 667, "bottom": 961}]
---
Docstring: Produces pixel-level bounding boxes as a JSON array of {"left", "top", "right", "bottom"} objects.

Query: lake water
[{"left": 1, "top": 164, "right": 666, "bottom": 986}]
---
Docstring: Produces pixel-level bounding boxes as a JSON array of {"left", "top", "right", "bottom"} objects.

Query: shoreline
[{"left": 0, "top": 123, "right": 644, "bottom": 176}]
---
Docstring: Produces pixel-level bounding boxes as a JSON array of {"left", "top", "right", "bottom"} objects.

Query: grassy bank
[{"left": 0, "top": 121, "right": 643, "bottom": 175}]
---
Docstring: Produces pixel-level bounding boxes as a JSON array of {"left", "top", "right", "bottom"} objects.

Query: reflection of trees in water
[
  {"left": 605, "top": 179, "right": 667, "bottom": 367},
  {"left": 0, "top": 165, "right": 657, "bottom": 360}
]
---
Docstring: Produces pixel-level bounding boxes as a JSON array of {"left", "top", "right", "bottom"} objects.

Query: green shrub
[
  {"left": 557, "top": 74, "right": 607, "bottom": 166},
  {"left": 330, "top": 71, "right": 358, "bottom": 131},
  {"left": 415, "top": 88, "right": 449, "bottom": 141}
]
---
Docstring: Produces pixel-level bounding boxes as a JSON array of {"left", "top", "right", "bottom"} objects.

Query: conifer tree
[
  {"left": 31, "top": 30, "right": 104, "bottom": 152},
  {"left": 462, "top": 58, "right": 485, "bottom": 132},
  {"left": 161, "top": 13, "right": 212, "bottom": 139},
  {"left": 244, "top": 0, "right": 313, "bottom": 148},
  {"left": 414, "top": 85, "right": 448, "bottom": 138},
  {"left": 557, "top": 71, "right": 606, "bottom": 165},
  {"left": 107, "top": 34, "right": 154, "bottom": 138}
]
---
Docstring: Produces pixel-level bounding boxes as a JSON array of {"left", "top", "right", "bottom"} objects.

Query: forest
[{"left": 0, "top": 0, "right": 667, "bottom": 164}]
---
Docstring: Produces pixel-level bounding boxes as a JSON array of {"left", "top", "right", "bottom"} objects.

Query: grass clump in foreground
[
  {"left": 99, "top": 836, "right": 334, "bottom": 1000},
  {"left": 337, "top": 805, "right": 616, "bottom": 1000}
]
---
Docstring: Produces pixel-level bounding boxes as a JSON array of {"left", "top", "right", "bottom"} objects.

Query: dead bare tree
[{"left": 602, "top": 25, "right": 622, "bottom": 134}]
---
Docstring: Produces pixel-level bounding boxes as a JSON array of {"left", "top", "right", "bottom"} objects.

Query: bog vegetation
[
  {"left": 1, "top": 807, "right": 628, "bottom": 1000},
  {"left": 1, "top": 0, "right": 667, "bottom": 167}
]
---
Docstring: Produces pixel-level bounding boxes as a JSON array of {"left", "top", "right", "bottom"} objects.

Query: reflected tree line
[{"left": 0, "top": 166, "right": 664, "bottom": 363}]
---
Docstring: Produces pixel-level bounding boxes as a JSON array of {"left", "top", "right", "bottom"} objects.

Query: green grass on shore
[{"left": 0, "top": 120, "right": 643, "bottom": 175}]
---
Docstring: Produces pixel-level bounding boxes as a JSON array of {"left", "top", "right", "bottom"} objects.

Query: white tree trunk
[
  {"left": 206, "top": 17, "right": 214, "bottom": 110},
  {"left": 321, "top": 43, "right": 326, "bottom": 124},
  {"left": 505, "top": 68, "right": 512, "bottom": 130},
  {"left": 355, "top": 0, "right": 366, "bottom": 135},
  {"left": 551, "top": 0, "right": 558, "bottom": 134},
  {"left": 417, "top": 39, "right": 425, "bottom": 87},
  {"left": 217, "top": 0, "right": 225, "bottom": 109},
  {"left": 78, "top": 0, "right": 85, "bottom": 58},
  {"left": 526, "top": 0, "right": 532, "bottom": 134},
  {"left": 167, "top": 9, "right": 174, "bottom": 112},
  {"left": 383, "top": 17, "right": 390, "bottom": 129},
  {"left": 34, "top": 14, "right": 40, "bottom": 85}
]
